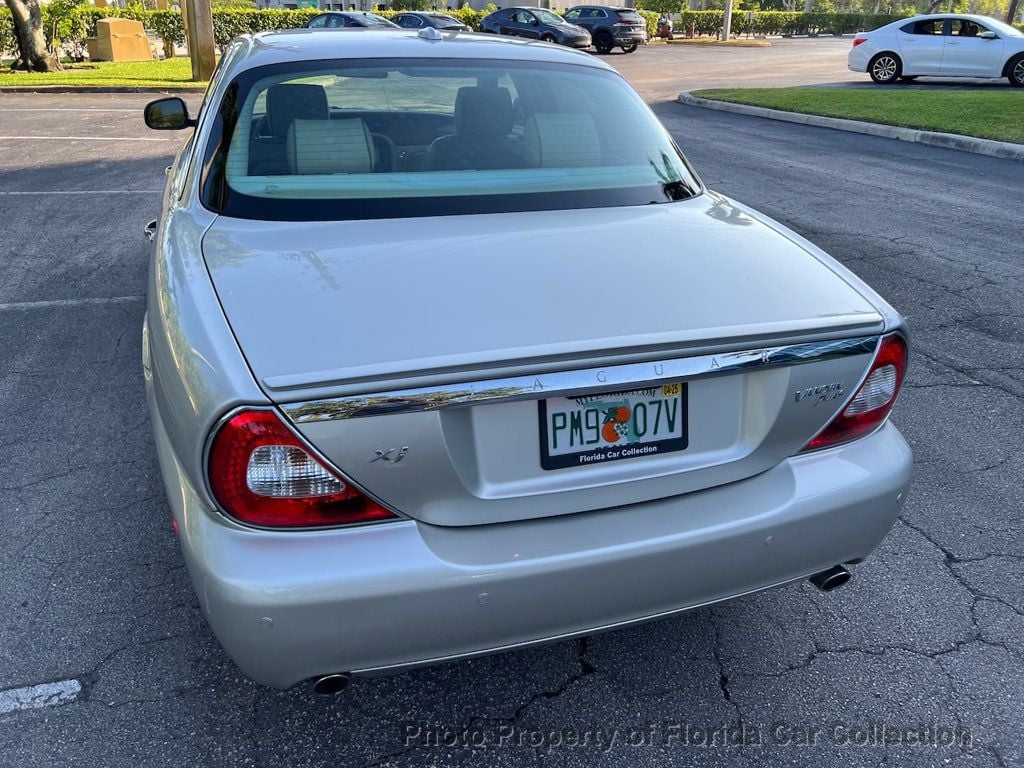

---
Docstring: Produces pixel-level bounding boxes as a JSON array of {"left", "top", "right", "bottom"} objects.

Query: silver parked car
[{"left": 143, "top": 27, "right": 912, "bottom": 691}]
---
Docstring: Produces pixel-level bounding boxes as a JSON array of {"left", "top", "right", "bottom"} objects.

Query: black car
[
  {"left": 392, "top": 12, "right": 471, "bottom": 31},
  {"left": 305, "top": 12, "right": 399, "bottom": 29},
  {"left": 480, "top": 7, "right": 592, "bottom": 49},
  {"left": 564, "top": 6, "right": 647, "bottom": 54}
]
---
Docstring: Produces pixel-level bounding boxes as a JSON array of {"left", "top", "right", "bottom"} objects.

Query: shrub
[
  {"left": 662, "top": 10, "right": 904, "bottom": 36},
  {"left": 0, "top": 9, "right": 15, "bottom": 58},
  {"left": 54, "top": 7, "right": 910, "bottom": 57},
  {"left": 637, "top": 10, "right": 659, "bottom": 36}
]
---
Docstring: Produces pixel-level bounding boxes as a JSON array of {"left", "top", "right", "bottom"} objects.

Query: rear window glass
[
  {"left": 201, "top": 58, "right": 699, "bottom": 221},
  {"left": 616, "top": 11, "right": 643, "bottom": 20}
]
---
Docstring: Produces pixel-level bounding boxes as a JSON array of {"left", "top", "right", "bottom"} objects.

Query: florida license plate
[{"left": 538, "top": 383, "right": 688, "bottom": 470}]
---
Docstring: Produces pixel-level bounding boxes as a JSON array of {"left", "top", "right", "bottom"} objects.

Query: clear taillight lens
[
  {"left": 802, "top": 334, "right": 907, "bottom": 452},
  {"left": 245, "top": 445, "right": 346, "bottom": 497},
  {"left": 208, "top": 409, "right": 398, "bottom": 528}
]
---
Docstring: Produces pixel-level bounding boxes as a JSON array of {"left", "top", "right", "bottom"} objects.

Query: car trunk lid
[{"left": 203, "top": 196, "right": 884, "bottom": 525}]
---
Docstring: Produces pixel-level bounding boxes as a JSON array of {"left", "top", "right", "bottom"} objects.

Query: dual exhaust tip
[{"left": 311, "top": 565, "right": 853, "bottom": 695}]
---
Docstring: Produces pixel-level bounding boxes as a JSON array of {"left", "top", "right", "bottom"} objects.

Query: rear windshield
[
  {"left": 616, "top": 11, "right": 643, "bottom": 20},
  {"left": 200, "top": 58, "right": 700, "bottom": 221}
]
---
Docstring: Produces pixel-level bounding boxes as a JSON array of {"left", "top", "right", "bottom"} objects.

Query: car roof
[
  {"left": 894, "top": 13, "right": 1002, "bottom": 23},
  {"left": 230, "top": 29, "right": 609, "bottom": 74},
  {"left": 568, "top": 5, "right": 635, "bottom": 9}
]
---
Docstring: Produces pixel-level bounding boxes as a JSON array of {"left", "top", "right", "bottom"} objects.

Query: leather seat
[
  {"left": 423, "top": 86, "right": 525, "bottom": 172},
  {"left": 286, "top": 118, "right": 376, "bottom": 175},
  {"left": 249, "top": 83, "right": 328, "bottom": 176}
]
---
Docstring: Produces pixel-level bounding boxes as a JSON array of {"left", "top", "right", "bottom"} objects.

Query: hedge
[
  {"left": 15, "top": 8, "right": 1017, "bottom": 60},
  {"left": 59, "top": 7, "right": 491, "bottom": 47},
  {"left": 657, "top": 10, "right": 906, "bottom": 36}
]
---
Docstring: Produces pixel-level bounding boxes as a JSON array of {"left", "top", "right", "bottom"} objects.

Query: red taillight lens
[
  {"left": 207, "top": 409, "right": 397, "bottom": 528},
  {"left": 852, "top": 37, "right": 868, "bottom": 46},
  {"left": 802, "top": 334, "right": 907, "bottom": 452}
]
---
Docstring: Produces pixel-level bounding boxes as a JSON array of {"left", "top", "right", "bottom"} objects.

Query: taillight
[
  {"left": 852, "top": 37, "right": 868, "bottom": 46},
  {"left": 802, "top": 334, "right": 907, "bottom": 452},
  {"left": 207, "top": 409, "right": 398, "bottom": 528}
]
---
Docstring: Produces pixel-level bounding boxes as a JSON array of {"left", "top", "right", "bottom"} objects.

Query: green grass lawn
[
  {"left": 0, "top": 58, "right": 205, "bottom": 88},
  {"left": 692, "top": 87, "right": 1024, "bottom": 145}
]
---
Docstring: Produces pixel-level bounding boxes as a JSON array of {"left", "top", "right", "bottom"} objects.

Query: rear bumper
[
  {"left": 152, "top": 389, "right": 911, "bottom": 689},
  {"left": 614, "top": 32, "right": 647, "bottom": 44},
  {"left": 848, "top": 48, "right": 871, "bottom": 72}
]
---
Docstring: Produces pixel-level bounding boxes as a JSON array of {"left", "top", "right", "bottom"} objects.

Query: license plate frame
[{"left": 538, "top": 383, "right": 688, "bottom": 471}]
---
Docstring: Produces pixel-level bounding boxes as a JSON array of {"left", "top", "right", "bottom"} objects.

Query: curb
[
  {"left": 678, "top": 91, "right": 1024, "bottom": 163},
  {"left": 665, "top": 39, "right": 771, "bottom": 47},
  {"left": 0, "top": 85, "right": 206, "bottom": 94}
]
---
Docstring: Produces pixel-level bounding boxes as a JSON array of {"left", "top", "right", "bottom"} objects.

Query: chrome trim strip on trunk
[{"left": 281, "top": 336, "right": 879, "bottom": 423}]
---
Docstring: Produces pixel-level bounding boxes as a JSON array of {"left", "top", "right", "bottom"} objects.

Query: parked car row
[{"left": 304, "top": 6, "right": 648, "bottom": 54}]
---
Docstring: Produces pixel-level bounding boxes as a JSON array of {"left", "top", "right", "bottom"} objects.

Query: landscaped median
[
  {"left": 0, "top": 58, "right": 202, "bottom": 89},
  {"left": 690, "top": 87, "right": 1024, "bottom": 145}
]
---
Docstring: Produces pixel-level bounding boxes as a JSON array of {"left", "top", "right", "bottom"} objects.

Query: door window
[
  {"left": 904, "top": 19, "right": 945, "bottom": 35},
  {"left": 950, "top": 19, "right": 985, "bottom": 37},
  {"left": 308, "top": 14, "right": 328, "bottom": 28}
]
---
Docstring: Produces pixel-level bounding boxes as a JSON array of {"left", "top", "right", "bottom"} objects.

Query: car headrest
[
  {"left": 286, "top": 119, "right": 375, "bottom": 175},
  {"left": 522, "top": 113, "right": 601, "bottom": 168},
  {"left": 454, "top": 86, "right": 513, "bottom": 140},
  {"left": 267, "top": 83, "right": 328, "bottom": 138}
]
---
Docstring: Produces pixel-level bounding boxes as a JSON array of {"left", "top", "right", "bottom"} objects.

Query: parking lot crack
[
  {"left": 363, "top": 638, "right": 597, "bottom": 767},
  {"left": 709, "top": 610, "right": 742, "bottom": 722}
]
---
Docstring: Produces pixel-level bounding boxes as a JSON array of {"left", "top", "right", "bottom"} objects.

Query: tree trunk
[
  {"left": 4, "top": 0, "right": 62, "bottom": 72},
  {"left": 804, "top": 0, "right": 813, "bottom": 13},
  {"left": 1007, "top": 0, "right": 1020, "bottom": 25}
]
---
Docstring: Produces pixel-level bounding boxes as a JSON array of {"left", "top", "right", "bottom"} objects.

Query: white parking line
[
  {"left": 0, "top": 108, "right": 141, "bottom": 112},
  {"left": 0, "top": 136, "right": 170, "bottom": 141},
  {"left": 0, "top": 191, "right": 163, "bottom": 196},
  {"left": 0, "top": 680, "right": 82, "bottom": 715},
  {"left": 0, "top": 296, "right": 144, "bottom": 311}
]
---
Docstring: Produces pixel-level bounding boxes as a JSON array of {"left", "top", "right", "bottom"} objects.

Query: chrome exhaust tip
[
  {"left": 312, "top": 673, "right": 351, "bottom": 696},
  {"left": 809, "top": 565, "right": 852, "bottom": 592}
]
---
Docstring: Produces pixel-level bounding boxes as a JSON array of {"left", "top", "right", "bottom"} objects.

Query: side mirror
[
  {"left": 979, "top": 30, "right": 997, "bottom": 39},
  {"left": 531, "top": 18, "right": 539, "bottom": 25},
  {"left": 144, "top": 97, "right": 195, "bottom": 130}
]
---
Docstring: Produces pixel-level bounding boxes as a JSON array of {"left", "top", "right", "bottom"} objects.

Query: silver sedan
[{"left": 142, "top": 28, "right": 912, "bottom": 691}]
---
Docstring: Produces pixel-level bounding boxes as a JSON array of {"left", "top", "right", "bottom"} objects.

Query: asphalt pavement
[{"left": 1, "top": 46, "right": 1022, "bottom": 767}]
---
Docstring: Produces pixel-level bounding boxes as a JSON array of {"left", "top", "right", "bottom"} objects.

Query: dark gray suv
[
  {"left": 564, "top": 6, "right": 647, "bottom": 54},
  {"left": 480, "top": 7, "right": 592, "bottom": 49}
]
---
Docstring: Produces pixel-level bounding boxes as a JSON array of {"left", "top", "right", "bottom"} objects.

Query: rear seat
[
  {"left": 286, "top": 119, "right": 377, "bottom": 175},
  {"left": 249, "top": 83, "right": 329, "bottom": 176}
]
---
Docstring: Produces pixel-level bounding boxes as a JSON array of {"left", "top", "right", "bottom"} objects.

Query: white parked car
[{"left": 848, "top": 13, "right": 1024, "bottom": 86}]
